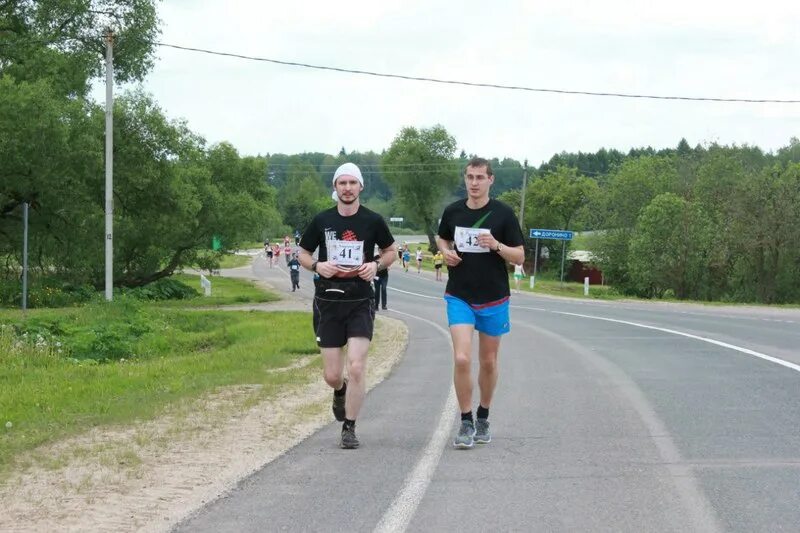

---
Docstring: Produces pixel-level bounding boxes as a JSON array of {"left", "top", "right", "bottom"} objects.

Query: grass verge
[
  {"left": 0, "top": 304, "right": 316, "bottom": 475},
  {"left": 513, "top": 276, "right": 621, "bottom": 299},
  {"left": 163, "top": 273, "right": 280, "bottom": 307}
]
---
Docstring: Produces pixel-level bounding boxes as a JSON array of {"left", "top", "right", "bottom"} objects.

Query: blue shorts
[{"left": 445, "top": 295, "right": 510, "bottom": 336}]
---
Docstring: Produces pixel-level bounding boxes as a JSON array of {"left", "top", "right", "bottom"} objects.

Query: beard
[{"left": 338, "top": 194, "right": 358, "bottom": 205}]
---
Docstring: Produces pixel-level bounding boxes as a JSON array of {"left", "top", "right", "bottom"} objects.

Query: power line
[
  {"left": 4, "top": 35, "right": 797, "bottom": 103},
  {"left": 265, "top": 162, "right": 606, "bottom": 175},
  {"left": 151, "top": 40, "right": 800, "bottom": 104}
]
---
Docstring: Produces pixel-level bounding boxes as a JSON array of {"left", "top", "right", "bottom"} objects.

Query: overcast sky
[{"left": 94, "top": 0, "right": 800, "bottom": 165}]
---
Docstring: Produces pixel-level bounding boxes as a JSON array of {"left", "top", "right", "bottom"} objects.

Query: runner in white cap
[{"left": 297, "top": 162, "right": 397, "bottom": 449}]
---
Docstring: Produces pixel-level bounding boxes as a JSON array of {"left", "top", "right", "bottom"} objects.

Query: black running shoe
[
  {"left": 332, "top": 379, "right": 347, "bottom": 421},
  {"left": 340, "top": 426, "right": 359, "bottom": 449}
]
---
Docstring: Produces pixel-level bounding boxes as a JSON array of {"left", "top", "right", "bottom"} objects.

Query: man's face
[
  {"left": 335, "top": 175, "right": 363, "bottom": 204},
  {"left": 464, "top": 165, "right": 494, "bottom": 199}
]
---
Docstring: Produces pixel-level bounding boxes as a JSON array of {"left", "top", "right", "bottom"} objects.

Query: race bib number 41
[
  {"left": 454, "top": 226, "right": 491, "bottom": 253},
  {"left": 330, "top": 240, "right": 364, "bottom": 267}
]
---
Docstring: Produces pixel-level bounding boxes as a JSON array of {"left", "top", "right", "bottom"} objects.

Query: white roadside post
[
  {"left": 200, "top": 274, "right": 212, "bottom": 296},
  {"left": 584, "top": 276, "right": 590, "bottom": 296}
]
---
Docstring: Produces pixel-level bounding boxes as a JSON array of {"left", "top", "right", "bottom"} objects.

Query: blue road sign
[{"left": 529, "top": 228, "right": 574, "bottom": 240}]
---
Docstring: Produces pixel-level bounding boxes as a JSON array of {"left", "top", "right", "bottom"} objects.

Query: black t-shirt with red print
[{"left": 300, "top": 205, "right": 395, "bottom": 284}]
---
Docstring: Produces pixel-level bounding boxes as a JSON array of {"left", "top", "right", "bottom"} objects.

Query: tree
[
  {"left": 1, "top": 89, "right": 282, "bottom": 288},
  {"left": 382, "top": 125, "right": 458, "bottom": 251},
  {"left": 99, "top": 96, "right": 280, "bottom": 287},
  {"left": 728, "top": 163, "right": 800, "bottom": 303},
  {"left": 593, "top": 155, "right": 678, "bottom": 291},
  {"left": 627, "top": 193, "right": 711, "bottom": 299},
  {"left": 527, "top": 166, "right": 599, "bottom": 231},
  {"left": 0, "top": 0, "right": 160, "bottom": 97},
  {"left": 279, "top": 163, "right": 330, "bottom": 233}
]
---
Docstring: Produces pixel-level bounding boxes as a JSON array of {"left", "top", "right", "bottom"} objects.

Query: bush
[
  {"left": 126, "top": 278, "right": 199, "bottom": 301},
  {"left": 0, "top": 278, "right": 96, "bottom": 308},
  {"left": 3, "top": 297, "right": 157, "bottom": 362}
]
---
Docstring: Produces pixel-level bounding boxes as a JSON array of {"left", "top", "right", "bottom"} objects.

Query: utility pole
[
  {"left": 518, "top": 159, "right": 528, "bottom": 229},
  {"left": 22, "top": 202, "right": 29, "bottom": 311},
  {"left": 104, "top": 29, "right": 114, "bottom": 301}
]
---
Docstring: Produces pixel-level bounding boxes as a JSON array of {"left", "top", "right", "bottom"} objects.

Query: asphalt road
[{"left": 175, "top": 256, "right": 800, "bottom": 532}]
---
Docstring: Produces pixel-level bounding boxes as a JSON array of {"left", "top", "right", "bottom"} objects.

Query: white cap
[{"left": 331, "top": 162, "right": 364, "bottom": 202}]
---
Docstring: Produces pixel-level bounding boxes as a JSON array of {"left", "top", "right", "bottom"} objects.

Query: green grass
[
  {"left": 235, "top": 241, "right": 267, "bottom": 250},
  {"left": 164, "top": 274, "right": 279, "bottom": 307},
  {"left": 512, "top": 275, "right": 622, "bottom": 300},
  {"left": 217, "top": 253, "right": 253, "bottom": 269},
  {"left": 0, "top": 304, "right": 317, "bottom": 473},
  {"left": 192, "top": 251, "right": 254, "bottom": 270}
]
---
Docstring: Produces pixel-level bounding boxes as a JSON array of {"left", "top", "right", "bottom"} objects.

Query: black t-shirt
[
  {"left": 300, "top": 205, "right": 395, "bottom": 284},
  {"left": 438, "top": 198, "right": 525, "bottom": 305}
]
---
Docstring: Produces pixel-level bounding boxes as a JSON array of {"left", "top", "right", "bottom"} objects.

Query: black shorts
[
  {"left": 434, "top": 264, "right": 442, "bottom": 269},
  {"left": 312, "top": 279, "right": 375, "bottom": 348}
]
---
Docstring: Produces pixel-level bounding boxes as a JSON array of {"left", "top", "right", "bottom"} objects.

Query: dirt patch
[{"left": 0, "top": 315, "right": 408, "bottom": 533}]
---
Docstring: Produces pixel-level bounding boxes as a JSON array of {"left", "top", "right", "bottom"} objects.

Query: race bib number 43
[
  {"left": 330, "top": 240, "right": 364, "bottom": 266},
  {"left": 454, "top": 226, "right": 491, "bottom": 253}
]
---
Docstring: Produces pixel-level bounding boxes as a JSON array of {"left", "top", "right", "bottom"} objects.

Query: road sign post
[{"left": 528, "top": 228, "right": 573, "bottom": 289}]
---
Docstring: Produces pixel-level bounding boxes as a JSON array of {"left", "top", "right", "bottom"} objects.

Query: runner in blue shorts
[{"left": 437, "top": 157, "right": 525, "bottom": 449}]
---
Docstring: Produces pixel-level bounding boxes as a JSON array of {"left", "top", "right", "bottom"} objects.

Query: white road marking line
[
  {"left": 374, "top": 309, "right": 457, "bottom": 533},
  {"left": 517, "top": 322, "right": 724, "bottom": 533},
  {"left": 388, "top": 287, "right": 442, "bottom": 300},
  {"left": 511, "top": 304, "right": 548, "bottom": 312},
  {"left": 389, "top": 287, "right": 798, "bottom": 373},
  {"left": 553, "top": 311, "right": 800, "bottom": 373}
]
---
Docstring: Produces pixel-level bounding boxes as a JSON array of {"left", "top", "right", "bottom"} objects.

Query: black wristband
[{"left": 311, "top": 260, "right": 318, "bottom": 272}]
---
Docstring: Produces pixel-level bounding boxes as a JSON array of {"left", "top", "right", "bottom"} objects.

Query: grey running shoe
[
  {"left": 340, "top": 426, "right": 359, "bottom": 449},
  {"left": 453, "top": 420, "right": 475, "bottom": 449},
  {"left": 332, "top": 379, "right": 347, "bottom": 422},
  {"left": 474, "top": 418, "right": 491, "bottom": 444}
]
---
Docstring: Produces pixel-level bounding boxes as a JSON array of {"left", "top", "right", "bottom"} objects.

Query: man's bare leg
[
  {"left": 450, "top": 325, "right": 474, "bottom": 413},
  {"left": 321, "top": 347, "right": 345, "bottom": 390},
  {"left": 477, "top": 333, "right": 501, "bottom": 409},
  {"left": 343, "top": 337, "right": 370, "bottom": 419}
]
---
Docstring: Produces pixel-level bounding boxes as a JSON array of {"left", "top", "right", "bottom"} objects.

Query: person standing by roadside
[
  {"left": 373, "top": 253, "right": 389, "bottom": 310},
  {"left": 298, "top": 162, "right": 397, "bottom": 449},
  {"left": 437, "top": 157, "right": 525, "bottom": 449}
]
